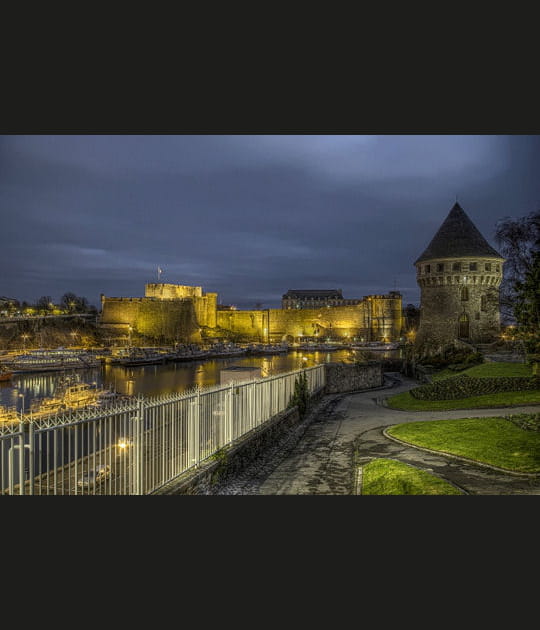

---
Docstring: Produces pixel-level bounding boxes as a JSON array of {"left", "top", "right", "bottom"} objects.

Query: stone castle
[
  {"left": 415, "top": 202, "right": 504, "bottom": 352},
  {"left": 99, "top": 202, "right": 504, "bottom": 350},
  {"left": 100, "top": 284, "right": 403, "bottom": 344}
]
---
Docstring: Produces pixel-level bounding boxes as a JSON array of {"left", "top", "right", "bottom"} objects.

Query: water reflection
[{"left": 1, "top": 348, "right": 399, "bottom": 410}]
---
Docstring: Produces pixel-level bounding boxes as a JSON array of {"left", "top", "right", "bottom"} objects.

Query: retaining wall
[{"left": 153, "top": 362, "right": 383, "bottom": 494}]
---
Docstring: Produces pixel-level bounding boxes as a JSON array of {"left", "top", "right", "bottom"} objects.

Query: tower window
[
  {"left": 436, "top": 263, "right": 444, "bottom": 272},
  {"left": 495, "top": 264, "right": 500, "bottom": 272},
  {"left": 485, "top": 263, "right": 492, "bottom": 271},
  {"left": 452, "top": 262, "right": 461, "bottom": 272},
  {"left": 481, "top": 295, "right": 487, "bottom": 311},
  {"left": 425, "top": 264, "right": 431, "bottom": 273},
  {"left": 469, "top": 262, "right": 477, "bottom": 271},
  {"left": 461, "top": 287, "right": 469, "bottom": 301}
]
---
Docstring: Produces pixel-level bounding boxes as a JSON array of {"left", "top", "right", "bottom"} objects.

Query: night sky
[{"left": 1, "top": 134, "right": 539, "bottom": 310}]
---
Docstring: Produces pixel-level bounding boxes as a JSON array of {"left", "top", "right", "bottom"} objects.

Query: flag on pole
[{"left": 157, "top": 266, "right": 163, "bottom": 281}]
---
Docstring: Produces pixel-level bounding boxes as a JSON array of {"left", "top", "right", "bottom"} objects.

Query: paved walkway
[{"left": 207, "top": 373, "right": 540, "bottom": 495}]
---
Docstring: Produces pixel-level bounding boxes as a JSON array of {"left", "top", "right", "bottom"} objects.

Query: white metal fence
[{"left": 0, "top": 364, "right": 325, "bottom": 495}]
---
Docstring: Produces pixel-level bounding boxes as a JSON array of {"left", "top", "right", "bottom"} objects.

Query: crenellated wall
[{"left": 145, "top": 283, "right": 203, "bottom": 299}]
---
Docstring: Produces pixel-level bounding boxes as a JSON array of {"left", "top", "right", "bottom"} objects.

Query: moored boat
[
  {"left": 28, "top": 374, "right": 118, "bottom": 419},
  {"left": 4, "top": 348, "right": 100, "bottom": 373},
  {"left": 0, "top": 365, "right": 12, "bottom": 382}
]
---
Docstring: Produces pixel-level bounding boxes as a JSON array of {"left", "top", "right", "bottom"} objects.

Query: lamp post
[
  {"left": 18, "top": 393, "right": 25, "bottom": 421},
  {"left": 21, "top": 333, "right": 29, "bottom": 352}
]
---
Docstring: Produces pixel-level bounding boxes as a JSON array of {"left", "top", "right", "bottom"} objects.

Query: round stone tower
[{"left": 414, "top": 202, "right": 505, "bottom": 352}]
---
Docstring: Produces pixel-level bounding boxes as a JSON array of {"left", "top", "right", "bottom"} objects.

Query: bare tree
[{"left": 494, "top": 210, "right": 540, "bottom": 323}]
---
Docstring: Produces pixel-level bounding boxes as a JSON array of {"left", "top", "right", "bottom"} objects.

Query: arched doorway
[{"left": 458, "top": 313, "right": 469, "bottom": 339}]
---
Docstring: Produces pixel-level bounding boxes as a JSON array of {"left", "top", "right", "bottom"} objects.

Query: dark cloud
[{"left": 1, "top": 134, "right": 539, "bottom": 309}]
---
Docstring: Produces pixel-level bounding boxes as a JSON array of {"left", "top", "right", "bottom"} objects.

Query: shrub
[
  {"left": 505, "top": 413, "right": 540, "bottom": 432},
  {"left": 419, "top": 348, "right": 484, "bottom": 371},
  {"left": 410, "top": 375, "right": 540, "bottom": 400},
  {"left": 288, "top": 372, "right": 310, "bottom": 417}
]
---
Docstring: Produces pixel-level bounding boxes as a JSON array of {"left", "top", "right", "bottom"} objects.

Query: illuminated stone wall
[
  {"left": 217, "top": 310, "right": 267, "bottom": 339},
  {"left": 265, "top": 297, "right": 402, "bottom": 343},
  {"left": 215, "top": 297, "right": 403, "bottom": 343},
  {"left": 100, "top": 284, "right": 403, "bottom": 344},
  {"left": 100, "top": 297, "right": 201, "bottom": 342},
  {"left": 145, "top": 283, "right": 203, "bottom": 299}
]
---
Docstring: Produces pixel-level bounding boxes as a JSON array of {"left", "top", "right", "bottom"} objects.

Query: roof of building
[
  {"left": 282, "top": 289, "right": 344, "bottom": 299},
  {"left": 415, "top": 202, "right": 502, "bottom": 264}
]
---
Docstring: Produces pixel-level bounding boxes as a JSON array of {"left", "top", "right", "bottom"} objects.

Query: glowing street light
[{"left": 18, "top": 393, "right": 24, "bottom": 420}]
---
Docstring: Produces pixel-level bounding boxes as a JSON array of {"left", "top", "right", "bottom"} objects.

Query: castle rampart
[{"left": 100, "top": 285, "right": 403, "bottom": 344}]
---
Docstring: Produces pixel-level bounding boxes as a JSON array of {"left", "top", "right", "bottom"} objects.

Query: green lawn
[
  {"left": 386, "top": 388, "right": 540, "bottom": 411},
  {"left": 387, "top": 418, "right": 540, "bottom": 474},
  {"left": 360, "top": 458, "right": 463, "bottom": 495},
  {"left": 432, "top": 362, "right": 532, "bottom": 381}
]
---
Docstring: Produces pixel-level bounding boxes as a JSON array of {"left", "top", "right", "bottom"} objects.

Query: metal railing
[{"left": 0, "top": 364, "right": 325, "bottom": 495}]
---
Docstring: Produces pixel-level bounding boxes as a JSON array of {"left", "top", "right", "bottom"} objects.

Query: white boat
[
  {"left": 6, "top": 348, "right": 100, "bottom": 372},
  {"left": 28, "top": 374, "right": 118, "bottom": 419}
]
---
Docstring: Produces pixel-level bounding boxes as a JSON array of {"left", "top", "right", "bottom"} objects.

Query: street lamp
[{"left": 18, "top": 393, "right": 24, "bottom": 420}]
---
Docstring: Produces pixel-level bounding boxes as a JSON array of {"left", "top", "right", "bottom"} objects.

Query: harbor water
[{"left": 0, "top": 348, "right": 399, "bottom": 414}]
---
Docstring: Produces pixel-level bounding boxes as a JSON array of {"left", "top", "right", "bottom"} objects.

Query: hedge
[{"left": 409, "top": 375, "right": 540, "bottom": 401}]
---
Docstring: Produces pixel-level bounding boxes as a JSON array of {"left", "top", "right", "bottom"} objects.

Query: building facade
[
  {"left": 415, "top": 202, "right": 505, "bottom": 351},
  {"left": 282, "top": 289, "right": 361, "bottom": 309}
]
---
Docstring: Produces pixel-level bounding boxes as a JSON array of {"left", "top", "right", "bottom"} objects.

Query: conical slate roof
[{"left": 415, "top": 202, "right": 502, "bottom": 264}]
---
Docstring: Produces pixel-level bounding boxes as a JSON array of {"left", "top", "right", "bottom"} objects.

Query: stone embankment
[{"left": 154, "top": 362, "right": 387, "bottom": 495}]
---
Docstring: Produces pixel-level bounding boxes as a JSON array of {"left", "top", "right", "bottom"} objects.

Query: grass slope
[
  {"left": 360, "top": 458, "right": 463, "bottom": 495},
  {"left": 386, "top": 389, "right": 540, "bottom": 411},
  {"left": 432, "top": 362, "right": 532, "bottom": 381},
  {"left": 387, "top": 417, "right": 540, "bottom": 474}
]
